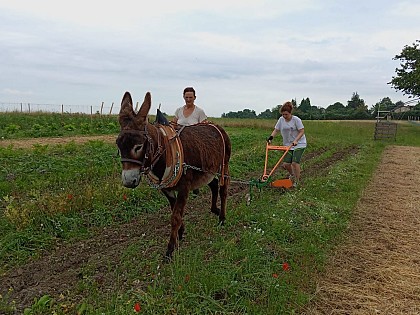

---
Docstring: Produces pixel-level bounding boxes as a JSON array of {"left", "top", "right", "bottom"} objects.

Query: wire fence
[{"left": 0, "top": 101, "right": 139, "bottom": 115}]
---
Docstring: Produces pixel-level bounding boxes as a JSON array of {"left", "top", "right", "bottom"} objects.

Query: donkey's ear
[
  {"left": 137, "top": 92, "right": 152, "bottom": 120},
  {"left": 119, "top": 91, "right": 135, "bottom": 128}
]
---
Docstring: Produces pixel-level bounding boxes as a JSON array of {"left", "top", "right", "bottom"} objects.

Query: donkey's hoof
[
  {"left": 163, "top": 252, "right": 172, "bottom": 263},
  {"left": 218, "top": 219, "right": 225, "bottom": 226},
  {"left": 211, "top": 207, "right": 221, "bottom": 215}
]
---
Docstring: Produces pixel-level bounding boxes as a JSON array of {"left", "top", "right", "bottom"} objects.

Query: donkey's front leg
[{"left": 165, "top": 190, "right": 188, "bottom": 260}]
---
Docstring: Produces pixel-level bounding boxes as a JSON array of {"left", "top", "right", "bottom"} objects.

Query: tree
[
  {"left": 347, "top": 92, "right": 365, "bottom": 109},
  {"left": 298, "top": 98, "right": 311, "bottom": 112},
  {"left": 326, "top": 102, "right": 345, "bottom": 111},
  {"left": 258, "top": 109, "right": 275, "bottom": 119},
  {"left": 372, "top": 97, "right": 395, "bottom": 116},
  {"left": 389, "top": 40, "right": 420, "bottom": 98},
  {"left": 221, "top": 108, "right": 257, "bottom": 118}
]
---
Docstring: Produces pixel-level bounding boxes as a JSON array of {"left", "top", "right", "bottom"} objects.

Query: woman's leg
[
  {"left": 291, "top": 162, "right": 301, "bottom": 181},
  {"left": 282, "top": 162, "right": 293, "bottom": 177},
  {"left": 290, "top": 148, "right": 305, "bottom": 186}
]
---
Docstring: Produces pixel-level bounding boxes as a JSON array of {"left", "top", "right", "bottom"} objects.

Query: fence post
[
  {"left": 109, "top": 102, "right": 114, "bottom": 115},
  {"left": 28, "top": 103, "right": 30, "bottom": 113},
  {"left": 20, "top": 103, "right": 23, "bottom": 112}
]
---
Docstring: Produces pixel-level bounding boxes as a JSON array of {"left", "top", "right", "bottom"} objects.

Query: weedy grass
[
  {"left": 0, "top": 112, "right": 122, "bottom": 139},
  {"left": 0, "top": 114, "right": 419, "bottom": 314}
]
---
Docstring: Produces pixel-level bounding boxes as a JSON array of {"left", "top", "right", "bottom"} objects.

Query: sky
[{"left": 0, "top": 0, "right": 419, "bottom": 117}]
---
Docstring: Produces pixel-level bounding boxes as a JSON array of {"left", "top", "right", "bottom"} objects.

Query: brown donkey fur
[{"left": 116, "top": 92, "right": 231, "bottom": 259}]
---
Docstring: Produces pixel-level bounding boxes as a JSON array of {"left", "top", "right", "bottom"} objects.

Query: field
[{"left": 0, "top": 113, "right": 419, "bottom": 314}]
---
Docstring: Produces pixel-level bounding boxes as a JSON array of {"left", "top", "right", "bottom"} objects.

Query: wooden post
[
  {"left": 61, "top": 104, "right": 64, "bottom": 114},
  {"left": 28, "top": 103, "right": 30, "bottom": 113},
  {"left": 20, "top": 103, "right": 23, "bottom": 112},
  {"left": 109, "top": 102, "right": 114, "bottom": 115},
  {"left": 100, "top": 102, "right": 104, "bottom": 115}
]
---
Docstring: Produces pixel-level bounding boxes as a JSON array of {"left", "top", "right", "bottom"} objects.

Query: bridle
[{"left": 118, "top": 124, "right": 164, "bottom": 175}]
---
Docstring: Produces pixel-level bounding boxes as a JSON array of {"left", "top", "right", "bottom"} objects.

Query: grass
[{"left": 0, "top": 114, "right": 419, "bottom": 314}]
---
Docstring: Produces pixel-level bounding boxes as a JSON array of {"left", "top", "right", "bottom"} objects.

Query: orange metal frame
[{"left": 261, "top": 143, "right": 293, "bottom": 182}]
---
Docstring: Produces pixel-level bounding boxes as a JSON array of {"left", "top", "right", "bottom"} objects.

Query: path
[{"left": 303, "top": 145, "right": 420, "bottom": 315}]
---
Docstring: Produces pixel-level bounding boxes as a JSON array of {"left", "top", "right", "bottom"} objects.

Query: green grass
[
  {"left": 0, "top": 112, "right": 119, "bottom": 139},
  {"left": 0, "top": 114, "right": 419, "bottom": 314}
]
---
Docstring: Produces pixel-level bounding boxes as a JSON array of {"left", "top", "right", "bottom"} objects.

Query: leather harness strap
[
  {"left": 207, "top": 123, "right": 227, "bottom": 186},
  {"left": 144, "top": 124, "right": 184, "bottom": 189}
]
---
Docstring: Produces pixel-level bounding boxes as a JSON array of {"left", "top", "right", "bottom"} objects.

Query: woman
[
  {"left": 173, "top": 87, "right": 208, "bottom": 196},
  {"left": 267, "top": 101, "right": 307, "bottom": 187},
  {"left": 172, "top": 87, "right": 207, "bottom": 126}
]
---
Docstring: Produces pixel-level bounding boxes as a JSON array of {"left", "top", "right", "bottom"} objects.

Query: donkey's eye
[{"left": 133, "top": 144, "right": 143, "bottom": 153}]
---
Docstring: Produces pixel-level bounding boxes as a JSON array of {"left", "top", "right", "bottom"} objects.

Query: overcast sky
[{"left": 0, "top": 0, "right": 419, "bottom": 117}]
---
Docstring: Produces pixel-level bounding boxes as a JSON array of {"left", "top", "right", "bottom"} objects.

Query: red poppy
[
  {"left": 282, "top": 262, "right": 290, "bottom": 271},
  {"left": 123, "top": 194, "right": 128, "bottom": 201},
  {"left": 67, "top": 194, "right": 73, "bottom": 200},
  {"left": 272, "top": 273, "right": 279, "bottom": 278},
  {"left": 185, "top": 274, "right": 190, "bottom": 283},
  {"left": 134, "top": 302, "right": 141, "bottom": 312}
]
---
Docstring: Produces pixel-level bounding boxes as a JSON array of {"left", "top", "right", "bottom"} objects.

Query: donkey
[{"left": 116, "top": 91, "right": 231, "bottom": 259}]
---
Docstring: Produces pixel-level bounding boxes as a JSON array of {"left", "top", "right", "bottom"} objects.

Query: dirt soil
[
  {"left": 303, "top": 145, "right": 420, "bottom": 315},
  {"left": 1, "top": 137, "right": 419, "bottom": 314}
]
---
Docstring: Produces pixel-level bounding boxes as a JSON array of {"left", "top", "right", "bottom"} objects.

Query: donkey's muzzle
[{"left": 121, "top": 169, "right": 141, "bottom": 188}]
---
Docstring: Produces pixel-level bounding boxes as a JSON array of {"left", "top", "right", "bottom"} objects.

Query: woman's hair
[
  {"left": 183, "top": 87, "right": 196, "bottom": 96},
  {"left": 280, "top": 101, "right": 293, "bottom": 113}
]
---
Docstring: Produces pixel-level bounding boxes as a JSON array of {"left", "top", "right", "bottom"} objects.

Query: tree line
[
  {"left": 222, "top": 40, "right": 420, "bottom": 120},
  {"left": 221, "top": 93, "right": 420, "bottom": 120}
]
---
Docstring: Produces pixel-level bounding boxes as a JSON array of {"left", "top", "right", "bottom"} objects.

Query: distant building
[{"left": 393, "top": 106, "right": 412, "bottom": 113}]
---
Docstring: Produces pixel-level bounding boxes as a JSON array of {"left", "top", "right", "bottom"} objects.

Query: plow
[{"left": 246, "top": 143, "right": 293, "bottom": 205}]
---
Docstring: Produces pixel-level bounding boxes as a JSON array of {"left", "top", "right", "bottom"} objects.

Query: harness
[{"left": 144, "top": 125, "right": 184, "bottom": 189}]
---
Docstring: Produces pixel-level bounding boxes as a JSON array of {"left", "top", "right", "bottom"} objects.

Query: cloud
[{"left": 0, "top": 0, "right": 417, "bottom": 116}]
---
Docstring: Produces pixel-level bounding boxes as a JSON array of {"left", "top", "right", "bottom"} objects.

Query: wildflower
[
  {"left": 272, "top": 273, "right": 279, "bottom": 278},
  {"left": 67, "top": 194, "right": 73, "bottom": 200},
  {"left": 134, "top": 302, "right": 141, "bottom": 312},
  {"left": 282, "top": 262, "right": 290, "bottom": 271},
  {"left": 123, "top": 194, "right": 128, "bottom": 201}
]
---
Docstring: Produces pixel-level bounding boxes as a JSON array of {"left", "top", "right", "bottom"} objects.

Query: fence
[{"left": 0, "top": 102, "right": 142, "bottom": 115}]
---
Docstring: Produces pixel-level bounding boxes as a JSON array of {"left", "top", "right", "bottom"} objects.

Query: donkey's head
[{"left": 116, "top": 91, "right": 152, "bottom": 188}]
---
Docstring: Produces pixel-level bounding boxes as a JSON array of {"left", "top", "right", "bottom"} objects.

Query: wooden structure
[
  {"left": 374, "top": 110, "right": 397, "bottom": 140},
  {"left": 374, "top": 121, "right": 397, "bottom": 140}
]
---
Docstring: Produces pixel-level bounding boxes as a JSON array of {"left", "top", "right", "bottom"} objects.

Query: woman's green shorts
[{"left": 284, "top": 148, "right": 306, "bottom": 164}]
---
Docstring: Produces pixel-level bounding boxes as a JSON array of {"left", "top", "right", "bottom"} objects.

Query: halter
[{"left": 118, "top": 125, "right": 164, "bottom": 174}]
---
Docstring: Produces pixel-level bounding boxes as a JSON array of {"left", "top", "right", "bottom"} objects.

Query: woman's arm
[
  {"left": 267, "top": 129, "right": 280, "bottom": 143},
  {"left": 292, "top": 128, "right": 305, "bottom": 146}
]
